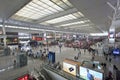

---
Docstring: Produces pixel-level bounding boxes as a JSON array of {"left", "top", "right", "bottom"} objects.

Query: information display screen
[
  {"left": 80, "top": 66, "right": 103, "bottom": 80},
  {"left": 113, "top": 48, "right": 120, "bottom": 55}
]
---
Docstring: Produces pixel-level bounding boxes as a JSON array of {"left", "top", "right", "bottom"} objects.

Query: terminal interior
[{"left": 0, "top": 0, "right": 120, "bottom": 80}]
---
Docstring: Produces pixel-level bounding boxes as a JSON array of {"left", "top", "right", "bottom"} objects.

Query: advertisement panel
[
  {"left": 32, "top": 36, "right": 43, "bottom": 41},
  {"left": 80, "top": 66, "right": 103, "bottom": 80},
  {"left": 63, "top": 62, "right": 76, "bottom": 76}
]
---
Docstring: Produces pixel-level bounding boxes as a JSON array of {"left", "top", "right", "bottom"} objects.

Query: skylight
[
  {"left": 45, "top": 14, "right": 77, "bottom": 24},
  {"left": 60, "top": 21, "right": 85, "bottom": 26},
  {"left": 41, "top": 11, "right": 84, "bottom": 25},
  {"left": 58, "top": 19, "right": 90, "bottom": 27},
  {"left": 51, "top": 0, "right": 73, "bottom": 9},
  {"left": 12, "top": 0, "right": 72, "bottom": 21},
  {"left": 72, "top": 12, "right": 84, "bottom": 18}
]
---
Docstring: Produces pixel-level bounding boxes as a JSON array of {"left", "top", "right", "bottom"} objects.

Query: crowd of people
[
  {"left": 72, "top": 42, "right": 120, "bottom": 80},
  {"left": 8, "top": 40, "right": 120, "bottom": 80}
]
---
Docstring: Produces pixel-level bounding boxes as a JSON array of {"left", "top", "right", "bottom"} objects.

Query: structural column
[
  {"left": 108, "top": 27, "right": 115, "bottom": 45},
  {"left": 43, "top": 31, "right": 47, "bottom": 41},
  {"left": 54, "top": 32, "right": 56, "bottom": 41},
  {"left": 2, "top": 19, "right": 7, "bottom": 47}
]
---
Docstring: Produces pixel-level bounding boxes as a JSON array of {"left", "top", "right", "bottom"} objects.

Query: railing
[
  {"left": 33, "top": 68, "right": 46, "bottom": 80},
  {"left": 42, "top": 64, "right": 83, "bottom": 80}
]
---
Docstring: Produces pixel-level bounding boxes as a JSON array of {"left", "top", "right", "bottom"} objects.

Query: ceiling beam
[
  {"left": 73, "top": 28, "right": 100, "bottom": 33},
  {"left": 0, "top": 18, "right": 78, "bottom": 33},
  {"left": 53, "top": 17, "right": 87, "bottom": 26},
  {"left": 35, "top": 8, "right": 78, "bottom": 23},
  {"left": 69, "top": 25, "right": 94, "bottom": 29},
  {"left": 59, "top": 22, "right": 92, "bottom": 28},
  {"left": 4, "top": 27, "right": 79, "bottom": 34},
  {"left": 5, "top": 27, "right": 40, "bottom": 33},
  {"left": 0, "top": 18, "right": 58, "bottom": 30},
  {"left": 62, "top": 23, "right": 102, "bottom": 33}
]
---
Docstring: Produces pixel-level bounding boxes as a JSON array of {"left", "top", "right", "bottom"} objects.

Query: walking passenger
[
  {"left": 78, "top": 50, "right": 81, "bottom": 58},
  {"left": 91, "top": 53, "right": 95, "bottom": 61},
  {"left": 59, "top": 43, "right": 62, "bottom": 53}
]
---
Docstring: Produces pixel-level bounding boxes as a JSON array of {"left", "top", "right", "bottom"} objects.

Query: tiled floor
[{"left": 0, "top": 44, "right": 120, "bottom": 80}]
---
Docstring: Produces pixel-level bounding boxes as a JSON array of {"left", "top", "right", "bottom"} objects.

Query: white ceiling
[
  {"left": 0, "top": 0, "right": 119, "bottom": 33},
  {"left": 69, "top": 0, "right": 117, "bottom": 32},
  {"left": 0, "top": 0, "right": 31, "bottom": 19}
]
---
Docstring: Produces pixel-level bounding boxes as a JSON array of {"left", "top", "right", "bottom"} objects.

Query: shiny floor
[{"left": 0, "top": 44, "right": 120, "bottom": 80}]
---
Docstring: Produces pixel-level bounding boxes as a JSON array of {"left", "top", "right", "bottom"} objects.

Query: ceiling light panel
[
  {"left": 45, "top": 14, "right": 77, "bottom": 24},
  {"left": 60, "top": 23, "right": 93, "bottom": 29},
  {"left": 78, "top": 12, "right": 84, "bottom": 17},
  {"left": 59, "top": 19, "right": 91, "bottom": 27},
  {"left": 72, "top": 12, "right": 84, "bottom": 18},
  {"left": 57, "top": 1, "right": 68, "bottom": 8},
  {"left": 43, "top": 11, "right": 86, "bottom": 25},
  {"left": 40, "top": 0, "right": 64, "bottom": 11},
  {"left": 62, "top": 0, "right": 73, "bottom": 7},
  {"left": 51, "top": 0, "right": 68, "bottom": 9},
  {"left": 51, "top": 0, "right": 73, "bottom": 9},
  {"left": 60, "top": 21, "right": 85, "bottom": 26}
]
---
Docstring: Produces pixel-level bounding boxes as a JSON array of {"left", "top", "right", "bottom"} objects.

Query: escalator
[
  {"left": 34, "top": 67, "right": 52, "bottom": 80},
  {"left": 40, "top": 69, "right": 52, "bottom": 80},
  {"left": 43, "top": 64, "right": 82, "bottom": 80},
  {"left": 34, "top": 64, "right": 82, "bottom": 80}
]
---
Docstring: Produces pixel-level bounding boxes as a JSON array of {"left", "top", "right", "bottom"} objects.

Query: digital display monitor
[
  {"left": 113, "top": 48, "right": 120, "bottom": 55},
  {"left": 80, "top": 66, "right": 103, "bottom": 80}
]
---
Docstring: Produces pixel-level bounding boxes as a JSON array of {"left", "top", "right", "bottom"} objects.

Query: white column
[
  {"left": 108, "top": 28, "right": 115, "bottom": 46},
  {"left": 43, "top": 31, "right": 47, "bottom": 41},
  {"left": 86, "top": 35, "right": 89, "bottom": 42},
  {"left": 62, "top": 33, "right": 64, "bottom": 40},
  {"left": 2, "top": 19, "right": 7, "bottom": 47},
  {"left": 54, "top": 32, "right": 56, "bottom": 40},
  {"left": 29, "top": 26, "right": 31, "bottom": 40}
]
